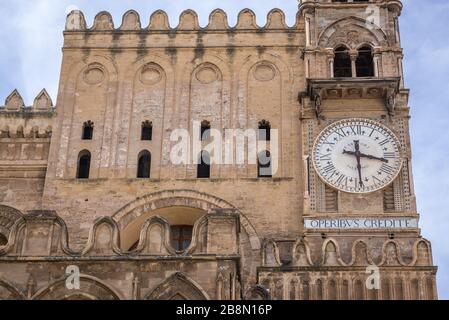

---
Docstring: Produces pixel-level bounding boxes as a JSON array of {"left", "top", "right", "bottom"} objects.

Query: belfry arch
[
  {"left": 112, "top": 190, "right": 261, "bottom": 289},
  {"left": 112, "top": 190, "right": 260, "bottom": 250}
]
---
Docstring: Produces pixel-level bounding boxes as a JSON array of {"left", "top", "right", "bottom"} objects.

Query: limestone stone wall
[{"left": 43, "top": 9, "right": 306, "bottom": 252}]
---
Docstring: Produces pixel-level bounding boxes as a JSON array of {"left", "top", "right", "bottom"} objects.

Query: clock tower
[{"left": 286, "top": 0, "right": 438, "bottom": 299}]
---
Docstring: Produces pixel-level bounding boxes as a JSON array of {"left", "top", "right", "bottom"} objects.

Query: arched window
[
  {"left": 137, "top": 150, "right": 151, "bottom": 178},
  {"left": 197, "top": 151, "right": 210, "bottom": 178},
  {"left": 356, "top": 46, "right": 374, "bottom": 77},
  {"left": 76, "top": 150, "right": 91, "bottom": 179},
  {"left": 170, "top": 225, "right": 193, "bottom": 251},
  {"left": 200, "top": 120, "right": 211, "bottom": 141},
  {"left": 334, "top": 46, "right": 352, "bottom": 77},
  {"left": 0, "top": 233, "right": 7, "bottom": 246},
  {"left": 258, "top": 120, "right": 271, "bottom": 141},
  {"left": 141, "top": 121, "right": 153, "bottom": 141},
  {"left": 82, "top": 121, "right": 94, "bottom": 140},
  {"left": 258, "top": 151, "right": 272, "bottom": 178}
]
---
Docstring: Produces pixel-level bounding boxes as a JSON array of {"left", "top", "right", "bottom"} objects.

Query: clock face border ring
[{"left": 311, "top": 118, "right": 404, "bottom": 194}]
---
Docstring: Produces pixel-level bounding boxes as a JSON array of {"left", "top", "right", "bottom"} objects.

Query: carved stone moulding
[
  {"left": 195, "top": 65, "right": 220, "bottom": 84},
  {"left": 305, "top": 77, "right": 401, "bottom": 118},
  {"left": 253, "top": 63, "right": 276, "bottom": 82},
  {"left": 140, "top": 63, "right": 163, "bottom": 86},
  {"left": 83, "top": 64, "right": 106, "bottom": 85}
]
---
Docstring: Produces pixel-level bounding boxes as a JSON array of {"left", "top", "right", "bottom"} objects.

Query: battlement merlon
[{"left": 63, "top": 9, "right": 305, "bottom": 50}]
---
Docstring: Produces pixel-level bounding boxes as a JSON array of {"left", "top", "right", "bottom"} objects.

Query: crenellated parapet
[
  {"left": 0, "top": 89, "right": 54, "bottom": 170},
  {"left": 0, "top": 88, "right": 54, "bottom": 113},
  {"left": 65, "top": 9, "right": 299, "bottom": 32}
]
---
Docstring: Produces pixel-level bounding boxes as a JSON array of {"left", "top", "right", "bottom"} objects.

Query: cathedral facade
[{"left": 0, "top": 0, "right": 438, "bottom": 300}]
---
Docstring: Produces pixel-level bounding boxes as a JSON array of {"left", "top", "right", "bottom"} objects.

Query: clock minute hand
[{"left": 359, "top": 152, "right": 389, "bottom": 163}]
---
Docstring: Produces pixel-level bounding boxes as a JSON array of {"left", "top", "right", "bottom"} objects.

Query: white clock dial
[{"left": 312, "top": 118, "right": 403, "bottom": 194}]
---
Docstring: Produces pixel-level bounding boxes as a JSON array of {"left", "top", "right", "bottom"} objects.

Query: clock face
[{"left": 312, "top": 118, "right": 403, "bottom": 194}]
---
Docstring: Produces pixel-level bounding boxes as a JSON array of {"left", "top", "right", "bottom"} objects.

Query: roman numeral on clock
[
  {"left": 323, "top": 163, "right": 335, "bottom": 174},
  {"left": 350, "top": 125, "right": 363, "bottom": 135},
  {"left": 384, "top": 152, "right": 396, "bottom": 159},
  {"left": 335, "top": 174, "right": 347, "bottom": 186},
  {"left": 335, "top": 129, "right": 347, "bottom": 138},
  {"left": 320, "top": 154, "right": 332, "bottom": 161},
  {"left": 372, "top": 176, "right": 382, "bottom": 184},
  {"left": 379, "top": 164, "right": 394, "bottom": 175},
  {"left": 379, "top": 138, "right": 391, "bottom": 146}
]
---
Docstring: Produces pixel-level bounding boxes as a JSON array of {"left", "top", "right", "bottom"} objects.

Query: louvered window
[
  {"left": 324, "top": 185, "right": 338, "bottom": 212},
  {"left": 383, "top": 184, "right": 395, "bottom": 212}
]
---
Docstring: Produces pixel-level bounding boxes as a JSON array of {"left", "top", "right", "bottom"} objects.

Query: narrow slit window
[
  {"left": 141, "top": 121, "right": 153, "bottom": 141},
  {"left": 82, "top": 121, "right": 94, "bottom": 140},
  {"left": 200, "top": 121, "right": 211, "bottom": 141},
  {"left": 77, "top": 150, "right": 91, "bottom": 179},
  {"left": 137, "top": 150, "right": 151, "bottom": 178},
  {"left": 197, "top": 150, "right": 210, "bottom": 178},
  {"left": 258, "top": 150, "right": 272, "bottom": 178},
  {"left": 258, "top": 120, "right": 271, "bottom": 141}
]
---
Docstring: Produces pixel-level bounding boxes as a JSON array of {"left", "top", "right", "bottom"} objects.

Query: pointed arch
[
  {"left": 129, "top": 215, "right": 175, "bottom": 254},
  {"left": 380, "top": 240, "right": 406, "bottom": 266},
  {"left": 244, "top": 284, "right": 271, "bottom": 300},
  {"left": 145, "top": 272, "right": 210, "bottom": 300},
  {"left": 0, "top": 278, "right": 26, "bottom": 300},
  {"left": 349, "top": 240, "right": 375, "bottom": 266},
  {"left": 33, "top": 88, "right": 53, "bottom": 110},
  {"left": 321, "top": 238, "right": 346, "bottom": 266},
  {"left": 5, "top": 89, "right": 24, "bottom": 111},
  {"left": 292, "top": 237, "right": 313, "bottom": 266},
  {"left": 32, "top": 274, "right": 122, "bottom": 300},
  {"left": 262, "top": 239, "right": 281, "bottom": 267},
  {"left": 318, "top": 16, "right": 388, "bottom": 49},
  {"left": 411, "top": 239, "right": 433, "bottom": 266},
  {"left": 81, "top": 216, "right": 121, "bottom": 256},
  {"left": 0, "top": 205, "right": 23, "bottom": 238}
]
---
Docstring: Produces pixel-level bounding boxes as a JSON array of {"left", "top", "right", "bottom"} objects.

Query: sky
[{"left": 0, "top": 0, "right": 448, "bottom": 299}]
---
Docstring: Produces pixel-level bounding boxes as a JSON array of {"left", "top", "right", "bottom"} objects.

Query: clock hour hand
[
  {"left": 343, "top": 150, "right": 356, "bottom": 156},
  {"left": 353, "top": 141, "right": 364, "bottom": 187}
]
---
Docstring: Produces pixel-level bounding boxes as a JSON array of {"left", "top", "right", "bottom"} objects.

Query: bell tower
[
  {"left": 299, "top": 0, "right": 414, "bottom": 217},
  {"left": 283, "top": 0, "right": 439, "bottom": 299}
]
